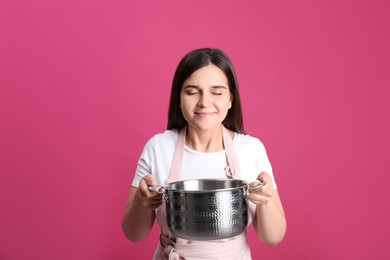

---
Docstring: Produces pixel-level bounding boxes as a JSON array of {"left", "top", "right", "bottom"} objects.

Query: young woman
[{"left": 122, "top": 48, "right": 286, "bottom": 259}]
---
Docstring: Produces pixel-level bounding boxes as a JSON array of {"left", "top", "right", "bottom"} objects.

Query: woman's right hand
[
  {"left": 137, "top": 174, "right": 163, "bottom": 210},
  {"left": 122, "top": 174, "right": 162, "bottom": 242}
]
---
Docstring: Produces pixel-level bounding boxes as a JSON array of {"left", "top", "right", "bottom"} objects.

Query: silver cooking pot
[{"left": 149, "top": 179, "right": 264, "bottom": 240}]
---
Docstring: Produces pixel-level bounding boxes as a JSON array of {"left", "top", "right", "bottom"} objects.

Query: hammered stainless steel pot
[{"left": 149, "top": 179, "right": 264, "bottom": 240}]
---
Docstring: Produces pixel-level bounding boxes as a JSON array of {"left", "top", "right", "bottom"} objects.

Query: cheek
[
  {"left": 179, "top": 96, "right": 188, "bottom": 108},
  {"left": 179, "top": 98, "right": 194, "bottom": 113},
  {"left": 217, "top": 99, "right": 232, "bottom": 110},
  {"left": 181, "top": 94, "right": 199, "bottom": 107},
  {"left": 179, "top": 93, "right": 187, "bottom": 108}
]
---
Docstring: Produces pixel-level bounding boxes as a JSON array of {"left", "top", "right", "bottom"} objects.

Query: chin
[{"left": 188, "top": 123, "right": 222, "bottom": 132}]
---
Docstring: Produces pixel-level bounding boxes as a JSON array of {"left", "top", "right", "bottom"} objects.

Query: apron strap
[
  {"left": 167, "top": 126, "right": 186, "bottom": 184},
  {"left": 167, "top": 125, "right": 240, "bottom": 184},
  {"left": 222, "top": 125, "right": 241, "bottom": 179}
]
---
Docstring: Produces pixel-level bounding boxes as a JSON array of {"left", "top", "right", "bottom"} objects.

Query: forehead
[{"left": 184, "top": 65, "right": 228, "bottom": 86}]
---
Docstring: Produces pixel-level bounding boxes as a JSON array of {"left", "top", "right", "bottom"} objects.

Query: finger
[
  {"left": 248, "top": 180, "right": 263, "bottom": 189},
  {"left": 249, "top": 189, "right": 272, "bottom": 197},
  {"left": 138, "top": 191, "right": 163, "bottom": 208},
  {"left": 249, "top": 193, "right": 272, "bottom": 205},
  {"left": 258, "top": 172, "right": 274, "bottom": 189},
  {"left": 257, "top": 171, "right": 271, "bottom": 182},
  {"left": 146, "top": 201, "right": 163, "bottom": 210},
  {"left": 141, "top": 199, "right": 162, "bottom": 210},
  {"left": 150, "top": 198, "right": 163, "bottom": 207},
  {"left": 249, "top": 181, "right": 270, "bottom": 194},
  {"left": 138, "top": 179, "right": 150, "bottom": 196},
  {"left": 143, "top": 174, "right": 157, "bottom": 186},
  {"left": 139, "top": 184, "right": 162, "bottom": 199},
  {"left": 138, "top": 174, "right": 157, "bottom": 193}
]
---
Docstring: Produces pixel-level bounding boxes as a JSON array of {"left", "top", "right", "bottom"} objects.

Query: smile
[{"left": 195, "top": 112, "right": 215, "bottom": 117}]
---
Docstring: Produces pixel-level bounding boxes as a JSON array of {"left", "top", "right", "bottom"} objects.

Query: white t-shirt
[{"left": 132, "top": 129, "right": 277, "bottom": 189}]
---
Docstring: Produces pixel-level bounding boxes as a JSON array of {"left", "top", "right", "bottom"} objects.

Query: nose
[{"left": 197, "top": 92, "right": 212, "bottom": 107}]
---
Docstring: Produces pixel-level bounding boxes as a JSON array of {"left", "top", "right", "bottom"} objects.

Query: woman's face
[{"left": 180, "top": 64, "right": 232, "bottom": 132}]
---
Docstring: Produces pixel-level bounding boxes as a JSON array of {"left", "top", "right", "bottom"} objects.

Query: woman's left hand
[{"left": 248, "top": 171, "right": 274, "bottom": 206}]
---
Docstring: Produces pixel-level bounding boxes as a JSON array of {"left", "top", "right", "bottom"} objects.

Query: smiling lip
[{"left": 195, "top": 112, "right": 215, "bottom": 117}]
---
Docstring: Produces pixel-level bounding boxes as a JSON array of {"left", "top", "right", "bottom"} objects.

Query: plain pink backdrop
[{"left": 1, "top": 0, "right": 389, "bottom": 259}]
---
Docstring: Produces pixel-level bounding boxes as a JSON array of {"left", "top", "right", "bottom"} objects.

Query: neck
[{"left": 185, "top": 126, "right": 224, "bottom": 152}]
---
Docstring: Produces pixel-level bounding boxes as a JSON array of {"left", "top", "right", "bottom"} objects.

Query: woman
[{"left": 122, "top": 48, "right": 286, "bottom": 259}]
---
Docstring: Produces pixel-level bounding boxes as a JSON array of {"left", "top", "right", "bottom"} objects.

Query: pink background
[{"left": 1, "top": 0, "right": 389, "bottom": 259}]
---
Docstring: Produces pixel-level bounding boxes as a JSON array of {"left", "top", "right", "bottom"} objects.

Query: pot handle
[
  {"left": 247, "top": 180, "right": 265, "bottom": 191},
  {"left": 148, "top": 185, "right": 165, "bottom": 194}
]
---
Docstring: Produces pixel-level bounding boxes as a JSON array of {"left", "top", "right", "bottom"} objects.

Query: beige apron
[{"left": 153, "top": 125, "right": 253, "bottom": 260}]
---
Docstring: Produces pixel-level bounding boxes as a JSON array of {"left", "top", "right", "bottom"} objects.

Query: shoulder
[
  {"left": 143, "top": 129, "right": 179, "bottom": 151},
  {"left": 233, "top": 132, "right": 266, "bottom": 151},
  {"left": 151, "top": 129, "right": 179, "bottom": 143}
]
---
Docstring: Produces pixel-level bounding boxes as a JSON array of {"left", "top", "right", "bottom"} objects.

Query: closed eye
[
  {"left": 211, "top": 86, "right": 227, "bottom": 95},
  {"left": 186, "top": 91, "right": 199, "bottom": 95}
]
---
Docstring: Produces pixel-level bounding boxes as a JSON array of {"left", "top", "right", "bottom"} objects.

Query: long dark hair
[{"left": 167, "top": 48, "right": 244, "bottom": 133}]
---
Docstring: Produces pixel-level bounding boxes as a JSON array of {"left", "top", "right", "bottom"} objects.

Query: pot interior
[{"left": 168, "top": 179, "right": 247, "bottom": 192}]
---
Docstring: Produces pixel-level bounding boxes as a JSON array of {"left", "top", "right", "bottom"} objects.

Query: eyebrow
[{"left": 183, "top": 85, "right": 228, "bottom": 89}]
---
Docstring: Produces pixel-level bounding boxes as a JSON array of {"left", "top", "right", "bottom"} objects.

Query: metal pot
[{"left": 149, "top": 179, "right": 263, "bottom": 240}]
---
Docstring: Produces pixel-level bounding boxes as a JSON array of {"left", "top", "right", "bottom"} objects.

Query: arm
[
  {"left": 121, "top": 174, "right": 162, "bottom": 242},
  {"left": 250, "top": 172, "right": 287, "bottom": 246}
]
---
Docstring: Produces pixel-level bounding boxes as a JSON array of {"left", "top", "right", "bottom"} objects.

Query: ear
[{"left": 229, "top": 94, "right": 233, "bottom": 109}]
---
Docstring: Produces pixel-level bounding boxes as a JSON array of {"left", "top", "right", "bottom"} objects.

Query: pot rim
[{"left": 149, "top": 178, "right": 264, "bottom": 194}]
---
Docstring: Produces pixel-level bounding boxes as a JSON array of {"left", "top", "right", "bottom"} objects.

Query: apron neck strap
[
  {"left": 222, "top": 125, "right": 241, "bottom": 179},
  {"left": 167, "top": 125, "right": 241, "bottom": 184}
]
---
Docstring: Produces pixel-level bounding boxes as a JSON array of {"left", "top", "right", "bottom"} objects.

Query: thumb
[
  {"left": 142, "top": 173, "right": 157, "bottom": 187},
  {"left": 257, "top": 171, "right": 271, "bottom": 185}
]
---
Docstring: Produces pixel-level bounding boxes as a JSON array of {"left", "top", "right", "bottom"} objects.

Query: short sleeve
[
  {"left": 131, "top": 137, "right": 155, "bottom": 187},
  {"left": 256, "top": 140, "right": 277, "bottom": 189}
]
